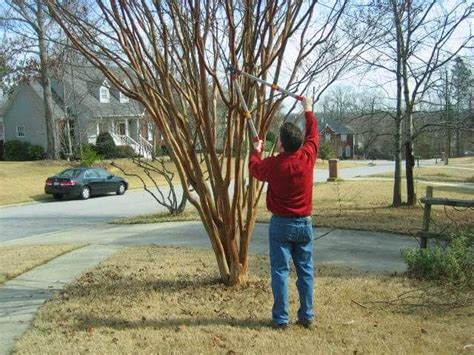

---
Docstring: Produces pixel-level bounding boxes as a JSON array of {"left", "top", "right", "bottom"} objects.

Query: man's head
[{"left": 279, "top": 122, "right": 303, "bottom": 153}]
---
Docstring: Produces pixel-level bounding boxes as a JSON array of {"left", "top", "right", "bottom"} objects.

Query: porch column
[
  {"left": 111, "top": 120, "right": 115, "bottom": 136},
  {"left": 125, "top": 119, "right": 129, "bottom": 137},
  {"left": 137, "top": 118, "right": 140, "bottom": 139}
]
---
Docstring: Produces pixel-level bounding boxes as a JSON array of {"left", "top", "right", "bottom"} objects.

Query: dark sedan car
[{"left": 45, "top": 167, "right": 128, "bottom": 200}]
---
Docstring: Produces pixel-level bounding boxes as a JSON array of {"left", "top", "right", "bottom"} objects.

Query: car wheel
[
  {"left": 80, "top": 186, "right": 90, "bottom": 200},
  {"left": 116, "top": 182, "right": 126, "bottom": 195},
  {"left": 53, "top": 193, "right": 63, "bottom": 200}
]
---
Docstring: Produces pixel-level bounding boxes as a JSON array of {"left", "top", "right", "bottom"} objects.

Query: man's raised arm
[{"left": 302, "top": 97, "right": 319, "bottom": 159}]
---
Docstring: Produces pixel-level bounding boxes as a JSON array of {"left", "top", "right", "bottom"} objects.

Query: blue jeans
[{"left": 269, "top": 215, "right": 315, "bottom": 325}]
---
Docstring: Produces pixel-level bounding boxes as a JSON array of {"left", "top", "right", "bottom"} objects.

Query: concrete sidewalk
[{"left": 0, "top": 222, "right": 418, "bottom": 354}]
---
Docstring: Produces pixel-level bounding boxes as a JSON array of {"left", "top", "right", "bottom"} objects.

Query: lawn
[
  {"left": 0, "top": 158, "right": 362, "bottom": 206},
  {"left": 0, "top": 244, "right": 83, "bottom": 284},
  {"left": 15, "top": 246, "right": 473, "bottom": 354},
  {"left": 0, "top": 159, "right": 180, "bottom": 205}
]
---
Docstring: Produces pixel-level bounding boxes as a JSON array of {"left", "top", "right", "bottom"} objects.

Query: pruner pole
[
  {"left": 227, "top": 65, "right": 304, "bottom": 101},
  {"left": 230, "top": 72, "right": 260, "bottom": 149}
]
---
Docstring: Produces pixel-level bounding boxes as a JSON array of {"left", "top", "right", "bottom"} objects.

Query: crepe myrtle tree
[{"left": 46, "top": 0, "right": 377, "bottom": 285}]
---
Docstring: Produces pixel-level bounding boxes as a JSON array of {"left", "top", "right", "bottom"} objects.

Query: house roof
[
  {"left": 319, "top": 116, "right": 352, "bottom": 135},
  {"left": 51, "top": 66, "right": 145, "bottom": 118},
  {"left": 0, "top": 80, "right": 66, "bottom": 119}
]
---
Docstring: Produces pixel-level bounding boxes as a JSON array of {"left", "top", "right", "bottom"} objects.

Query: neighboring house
[
  {"left": 281, "top": 113, "right": 355, "bottom": 159},
  {"left": 2, "top": 67, "right": 156, "bottom": 159},
  {"left": 319, "top": 116, "right": 354, "bottom": 159}
]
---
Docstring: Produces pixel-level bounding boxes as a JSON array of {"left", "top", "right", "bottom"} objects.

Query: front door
[{"left": 118, "top": 122, "right": 126, "bottom": 136}]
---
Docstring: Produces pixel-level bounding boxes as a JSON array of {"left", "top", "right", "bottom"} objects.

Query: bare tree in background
[
  {"left": 363, "top": 0, "right": 472, "bottom": 206},
  {"left": 0, "top": 0, "right": 64, "bottom": 159},
  {"left": 46, "top": 0, "right": 376, "bottom": 285}
]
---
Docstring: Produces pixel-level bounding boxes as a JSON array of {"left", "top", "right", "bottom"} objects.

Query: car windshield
[{"left": 57, "top": 169, "right": 82, "bottom": 178}]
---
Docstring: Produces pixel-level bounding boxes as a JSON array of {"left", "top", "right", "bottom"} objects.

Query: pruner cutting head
[{"left": 227, "top": 65, "right": 241, "bottom": 76}]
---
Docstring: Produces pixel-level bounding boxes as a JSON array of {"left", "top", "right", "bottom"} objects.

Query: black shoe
[
  {"left": 271, "top": 322, "right": 288, "bottom": 330},
  {"left": 296, "top": 319, "right": 314, "bottom": 329}
]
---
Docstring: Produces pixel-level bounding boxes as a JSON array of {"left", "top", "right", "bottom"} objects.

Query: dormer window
[
  {"left": 99, "top": 80, "right": 110, "bottom": 103},
  {"left": 119, "top": 91, "right": 129, "bottom": 103},
  {"left": 120, "top": 81, "right": 130, "bottom": 103}
]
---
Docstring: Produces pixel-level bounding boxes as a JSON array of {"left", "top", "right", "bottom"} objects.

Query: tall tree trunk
[
  {"left": 393, "top": 118, "right": 402, "bottom": 206},
  {"left": 405, "top": 140, "right": 416, "bottom": 204},
  {"left": 391, "top": 0, "right": 403, "bottom": 207},
  {"left": 37, "top": 1, "right": 59, "bottom": 159}
]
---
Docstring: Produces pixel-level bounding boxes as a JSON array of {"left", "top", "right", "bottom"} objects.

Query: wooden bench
[{"left": 417, "top": 186, "right": 474, "bottom": 248}]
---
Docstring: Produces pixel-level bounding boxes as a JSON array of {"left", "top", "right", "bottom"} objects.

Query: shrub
[
  {"left": 319, "top": 141, "right": 336, "bottom": 161},
  {"left": 29, "top": 144, "right": 45, "bottom": 160},
  {"left": 266, "top": 131, "right": 277, "bottom": 144},
  {"left": 95, "top": 132, "right": 117, "bottom": 158},
  {"left": 5, "top": 140, "right": 30, "bottom": 160},
  {"left": 115, "top": 145, "right": 136, "bottom": 158},
  {"left": 4, "top": 140, "right": 44, "bottom": 161},
  {"left": 264, "top": 140, "right": 275, "bottom": 152},
  {"left": 156, "top": 145, "right": 169, "bottom": 156},
  {"left": 402, "top": 232, "right": 473, "bottom": 285},
  {"left": 80, "top": 143, "right": 101, "bottom": 166}
]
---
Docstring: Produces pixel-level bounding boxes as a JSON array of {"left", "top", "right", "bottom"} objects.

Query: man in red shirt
[{"left": 249, "top": 97, "right": 319, "bottom": 329}]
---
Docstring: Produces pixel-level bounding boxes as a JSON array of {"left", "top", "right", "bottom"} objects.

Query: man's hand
[
  {"left": 254, "top": 139, "right": 264, "bottom": 154},
  {"left": 302, "top": 96, "right": 313, "bottom": 112}
]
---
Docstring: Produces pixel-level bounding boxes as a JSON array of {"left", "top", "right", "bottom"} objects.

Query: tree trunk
[
  {"left": 405, "top": 141, "right": 416, "bottom": 205},
  {"left": 391, "top": 0, "right": 403, "bottom": 207},
  {"left": 444, "top": 119, "right": 450, "bottom": 165},
  {"left": 393, "top": 118, "right": 402, "bottom": 206},
  {"left": 37, "top": 1, "right": 59, "bottom": 159}
]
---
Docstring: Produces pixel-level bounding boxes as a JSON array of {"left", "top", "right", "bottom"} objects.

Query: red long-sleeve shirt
[{"left": 249, "top": 112, "right": 319, "bottom": 217}]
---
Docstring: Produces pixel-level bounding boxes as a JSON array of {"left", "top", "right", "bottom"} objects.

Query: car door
[
  {"left": 96, "top": 169, "right": 115, "bottom": 193},
  {"left": 83, "top": 169, "right": 103, "bottom": 195}
]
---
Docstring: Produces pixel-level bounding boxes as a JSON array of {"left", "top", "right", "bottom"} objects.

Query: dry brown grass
[
  {"left": 0, "top": 244, "right": 83, "bottom": 284},
  {"left": 258, "top": 180, "right": 473, "bottom": 235},
  {"left": 0, "top": 160, "right": 74, "bottom": 205},
  {"left": 15, "top": 246, "right": 473, "bottom": 354}
]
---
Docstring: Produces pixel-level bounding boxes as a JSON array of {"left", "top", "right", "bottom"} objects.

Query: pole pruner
[
  {"left": 228, "top": 66, "right": 260, "bottom": 150},
  {"left": 227, "top": 65, "right": 304, "bottom": 150}
]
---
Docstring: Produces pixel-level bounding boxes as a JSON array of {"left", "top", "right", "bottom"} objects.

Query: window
[
  {"left": 16, "top": 126, "right": 25, "bottom": 138},
  {"left": 99, "top": 86, "right": 110, "bottom": 103},
  {"left": 120, "top": 81, "right": 130, "bottom": 103},
  {"left": 95, "top": 169, "right": 110, "bottom": 178},
  {"left": 325, "top": 133, "right": 331, "bottom": 142},
  {"left": 341, "top": 134, "right": 347, "bottom": 141},
  {"left": 58, "top": 169, "right": 81, "bottom": 178},
  {"left": 84, "top": 169, "right": 100, "bottom": 179},
  {"left": 119, "top": 92, "right": 129, "bottom": 103}
]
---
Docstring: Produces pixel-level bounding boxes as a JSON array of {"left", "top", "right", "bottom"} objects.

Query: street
[{"left": 0, "top": 159, "right": 431, "bottom": 242}]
